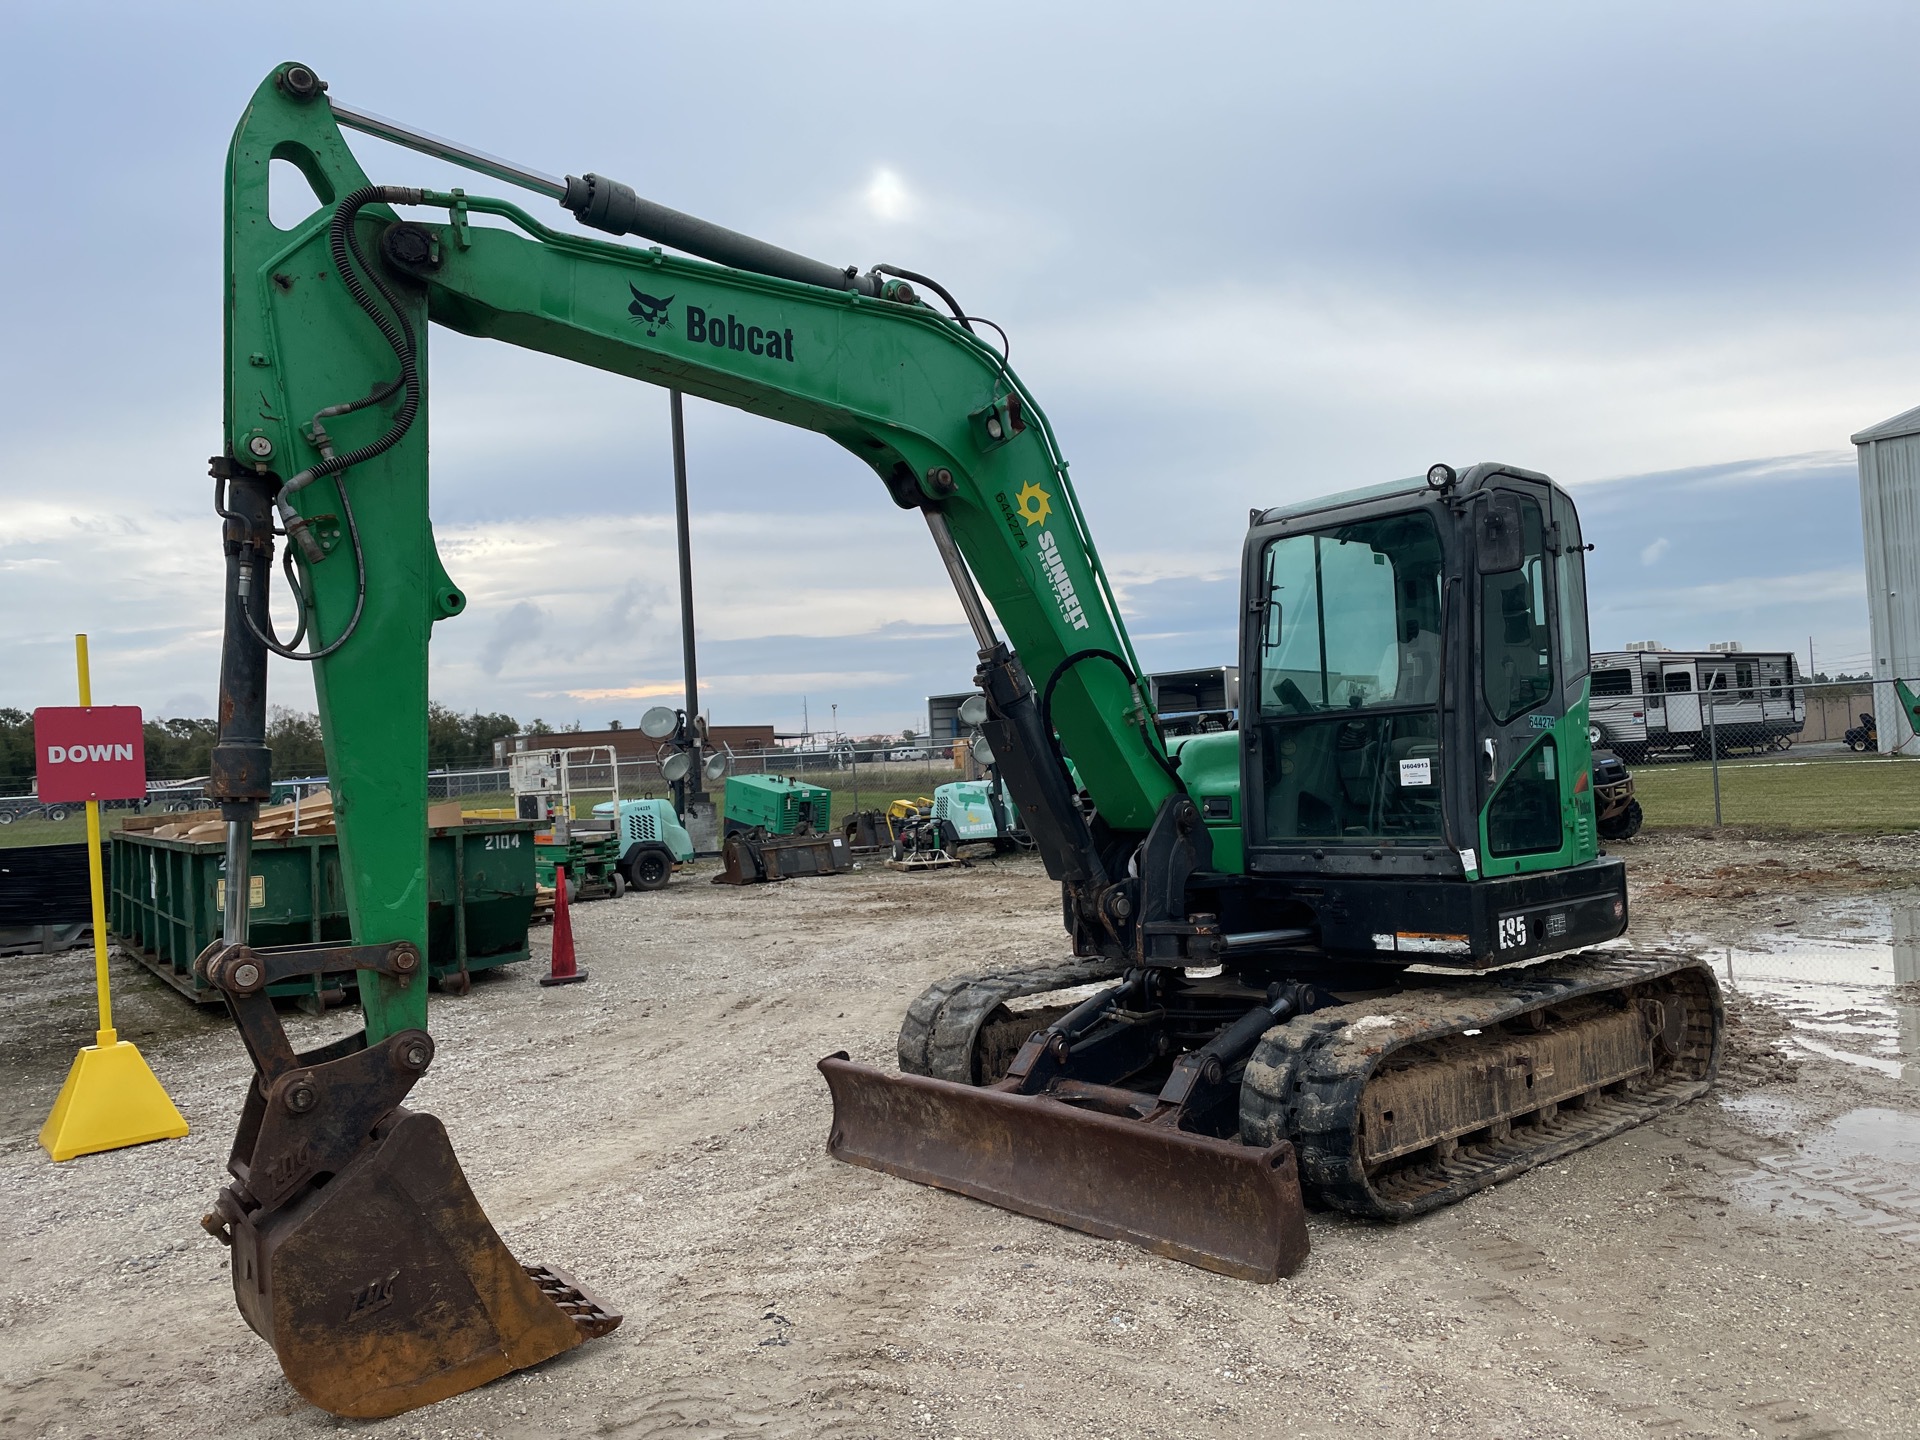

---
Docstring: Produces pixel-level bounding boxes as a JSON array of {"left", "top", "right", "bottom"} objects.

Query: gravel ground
[{"left": 2, "top": 834, "right": 1917, "bottom": 1439}]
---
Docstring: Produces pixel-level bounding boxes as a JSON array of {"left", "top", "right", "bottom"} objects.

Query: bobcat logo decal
[{"left": 629, "top": 284, "right": 674, "bottom": 337}]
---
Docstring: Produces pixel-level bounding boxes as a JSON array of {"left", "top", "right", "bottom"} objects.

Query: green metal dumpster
[{"left": 109, "top": 820, "right": 538, "bottom": 1003}]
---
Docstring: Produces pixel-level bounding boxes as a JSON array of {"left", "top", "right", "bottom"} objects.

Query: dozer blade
[
  {"left": 228, "top": 1108, "right": 620, "bottom": 1419},
  {"left": 819, "top": 1054, "right": 1309, "bottom": 1282}
]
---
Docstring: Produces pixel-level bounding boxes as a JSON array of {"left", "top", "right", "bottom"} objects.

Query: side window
[
  {"left": 1589, "top": 669, "right": 1633, "bottom": 698},
  {"left": 1550, "top": 490, "right": 1588, "bottom": 700},
  {"left": 1665, "top": 671, "right": 1692, "bottom": 694},
  {"left": 1487, "top": 736, "right": 1562, "bottom": 857},
  {"left": 1479, "top": 496, "right": 1554, "bottom": 722}
]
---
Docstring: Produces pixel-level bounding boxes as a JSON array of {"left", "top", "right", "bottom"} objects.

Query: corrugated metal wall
[{"left": 1855, "top": 428, "right": 1920, "bottom": 753}]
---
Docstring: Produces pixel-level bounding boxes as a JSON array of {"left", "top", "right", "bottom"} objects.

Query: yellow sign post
[{"left": 37, "top": 635, "right": 189, "bottom": 1162}]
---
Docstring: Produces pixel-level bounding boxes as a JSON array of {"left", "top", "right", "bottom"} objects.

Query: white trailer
[{"left": 1587, "top": 649, "right": 1806, "bottom": 759}]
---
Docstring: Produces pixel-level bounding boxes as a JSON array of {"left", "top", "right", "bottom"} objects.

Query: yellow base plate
[{"left": 39, "top": 1040, "right": 190, "bottom": 1162}]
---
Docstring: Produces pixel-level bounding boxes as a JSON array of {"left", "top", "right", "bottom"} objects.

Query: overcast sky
[{"left": 2, "top": 2, "right": 1913, "bottom": 742}]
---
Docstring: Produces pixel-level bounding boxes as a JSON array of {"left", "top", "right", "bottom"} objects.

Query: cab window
[
  {"left": 1550, "top": 489, "right": 1588, "bottom": 702},
  {"left": 1254, "top": 512, "right": 1444, "bottom": 843},
  {"left": 1487, "top": 736, "right": 1563, "bottom": 857},
  {"left": 1258, "top": 514, "right": 1443, "bottom": 715},
  {"left": 1480, "top": 495, "right": 1553, "bottom": 723}
]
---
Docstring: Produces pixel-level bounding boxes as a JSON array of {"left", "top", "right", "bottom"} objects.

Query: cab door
[{"left": 1472, "top": 482, "right": 1577, "bottom": 876}]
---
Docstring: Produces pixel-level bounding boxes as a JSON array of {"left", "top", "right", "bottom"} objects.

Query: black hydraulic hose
[
  {"left": 1041, "top": 648, "right": 1185, "bottom": 789},
  {"left": 253, "top": 184, "right": 421, "bottom": 661},
  {"left": 873, "top": 264, "right": 973, "bottom": 333},
  {"left": 872, "top": 267, "right": 1013, "bottom": 365},
  {"left": 960, "top": 315, "right": 1011, "bottom": 364},
  {"left": 240, "top": 472, "right": 368, "bottom": 662},
  {"left": 273, "top": 186, "right": 426, "bottom": 551},
  {"left": 312, "top": 184, "right": 423, "bottom": 477}
]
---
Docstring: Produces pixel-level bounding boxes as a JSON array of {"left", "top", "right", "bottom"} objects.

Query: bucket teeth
[{"left": 525, "top": 1264, "right": 624, "bottom": 1340}]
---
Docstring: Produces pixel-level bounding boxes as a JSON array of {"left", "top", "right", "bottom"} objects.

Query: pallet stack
[{"left": 122, "top": 793, "right": 467, "bottom": 843}]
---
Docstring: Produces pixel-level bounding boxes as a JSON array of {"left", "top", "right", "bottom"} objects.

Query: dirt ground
[{"left": 3, "top": 830, "right": 1918, "bottom": 1439}]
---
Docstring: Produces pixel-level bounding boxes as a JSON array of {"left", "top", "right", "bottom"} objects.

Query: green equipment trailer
[
  {"left": 533, "top": 830, "right": 622, "bottom": 903},
  {"left": 721, "top": 773, "right": 832, "bottom": 837}
]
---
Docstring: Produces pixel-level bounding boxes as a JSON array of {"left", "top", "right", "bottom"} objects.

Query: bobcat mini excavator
[{"left": 198, "top": 64, "right": 1723, "bottom": 1418}]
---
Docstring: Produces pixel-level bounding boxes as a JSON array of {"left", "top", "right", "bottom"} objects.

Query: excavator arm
[
  {"left": 220, "top": 64, "right": 1202, "bottom": 975},
  {"left": 201, "top": 62, "right": 1235, "bottom": 1418}
]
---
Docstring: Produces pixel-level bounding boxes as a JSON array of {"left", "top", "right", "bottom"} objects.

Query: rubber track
[
  {"left": 897, "top": 957, "right": 1129, "bottom": 1083},
  {"left": 1240, "top": 949, "right": 1723, "bottom": 1220}
]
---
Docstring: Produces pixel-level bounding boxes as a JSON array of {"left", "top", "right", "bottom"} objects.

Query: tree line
[{"left": 0, "top": 705, "right": 540, "bottom": 791}]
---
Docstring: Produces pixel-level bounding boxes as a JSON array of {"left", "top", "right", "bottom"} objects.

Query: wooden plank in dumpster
[{"left": 33, "top": 707, "right": 146, "bottom": 803}]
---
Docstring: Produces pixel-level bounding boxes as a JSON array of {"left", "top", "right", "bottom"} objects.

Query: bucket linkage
[{"left": 197, "top": 938, "right": 619, "bottom": 1419}]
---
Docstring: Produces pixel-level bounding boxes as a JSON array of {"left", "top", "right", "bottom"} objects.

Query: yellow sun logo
[{"left": 1014, "top": 480, "right": 1052, "bottom": 528}]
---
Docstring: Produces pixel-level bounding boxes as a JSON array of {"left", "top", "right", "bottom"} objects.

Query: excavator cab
[{"left": 1224, "top": 462, "right": 1628, "bottom": 967}]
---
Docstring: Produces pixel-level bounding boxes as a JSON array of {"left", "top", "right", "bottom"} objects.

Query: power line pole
[{"left": 671, "top": 390, "right": 702, "bottom": 811}]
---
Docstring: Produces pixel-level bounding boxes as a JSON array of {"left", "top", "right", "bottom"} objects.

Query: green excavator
[{"left": 197, "top": 63, "right": 1722, "bottom": 1418}]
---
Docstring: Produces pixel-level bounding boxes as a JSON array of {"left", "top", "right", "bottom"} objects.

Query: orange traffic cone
[{"left": 540, "top": 864, "right": 588, "bottom": 986}]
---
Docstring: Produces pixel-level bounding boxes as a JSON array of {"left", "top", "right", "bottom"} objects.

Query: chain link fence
[
  {"left": 1595, "top": 676, "right": 1920, "bottom": 832},
  {"left": 453, "top": 741, "right": 971, "bottom": 829}
]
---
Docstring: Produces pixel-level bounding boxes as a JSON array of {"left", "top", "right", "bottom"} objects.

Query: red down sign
[{"left": 34, "top": 706, "right": 146, "bottom": 803}]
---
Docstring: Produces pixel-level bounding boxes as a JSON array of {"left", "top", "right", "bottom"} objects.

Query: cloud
[
  {"left": 1640, "top": 537, "right": 1670, "bottom": 566},
  {"left": 565, "top": 671, "right": 907, "bottom": 702},
  {"left": 479, "top": 601, "right": 548, "bottom": 677},
  {"left": 6, "top": 5, "right": 1915, "bottom": 734}
]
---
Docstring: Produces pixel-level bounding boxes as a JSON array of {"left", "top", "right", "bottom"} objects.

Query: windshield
[
  {"left": 1254, "top": 511, "right": 1446, "bottom": 844},
  {"left": 1258, "top": 512, "right": 1443, "bottom": 717}
]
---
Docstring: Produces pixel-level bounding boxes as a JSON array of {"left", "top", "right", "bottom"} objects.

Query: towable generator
[{"left": 195, "top": 63, "right": 1722, "bottom": 1418}]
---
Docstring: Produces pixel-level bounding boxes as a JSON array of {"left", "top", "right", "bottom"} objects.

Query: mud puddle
[
  {"left": 1691, "top": 891, "right": 1920, "bottom": 1078},
  {"left": 1737, "top": 1105, "right": 1920, "bottom": 1243}
]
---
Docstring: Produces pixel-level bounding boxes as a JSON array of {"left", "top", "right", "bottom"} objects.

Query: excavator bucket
[
  {"left": 818, "top": 1055, "right": 1309, "bottom": 1282},
  {"left": 225, "top": 1108, "right": 619, "bottom": 1419}
]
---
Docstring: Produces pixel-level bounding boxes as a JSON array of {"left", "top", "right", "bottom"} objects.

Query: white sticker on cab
[{"left": 1398, "top": 757, "right": 1432, "bottom": 787}]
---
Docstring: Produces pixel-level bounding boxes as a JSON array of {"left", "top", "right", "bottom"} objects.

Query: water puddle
[
  {"left": 1737, "top": 1106, "right": 1920, "bottom": 1243},
  {"left": 1692, "top": 894, "right": 1920, "bottom": 1080}
]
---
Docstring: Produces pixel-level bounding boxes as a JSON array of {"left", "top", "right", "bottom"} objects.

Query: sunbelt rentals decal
[{"left": 1001, "top": 479, "right": 1088, "bottom": 632}]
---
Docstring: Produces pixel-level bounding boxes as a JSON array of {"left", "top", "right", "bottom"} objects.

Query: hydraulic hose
[
  {"left": 872, "top": 264, "right": 973, "bottom": 333},
  {"left": 273, "top": 184, "right": 426, "bottom": 562},
  {"left": 252, "top": 185, "right": 423, "bottom": 662},
  {"left": 1040, "top": 648, "right": 1185, "bottom": 790}
]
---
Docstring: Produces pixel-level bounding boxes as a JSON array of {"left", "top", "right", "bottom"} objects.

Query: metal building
[
  {"left": 926, "top": 691, "right": 976, "bottom": 746},
  {"left": 1852, "top": 404, "right": 1920, "bottom": 754}
]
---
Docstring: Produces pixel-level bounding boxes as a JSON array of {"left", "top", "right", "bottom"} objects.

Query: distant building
[
  {"left": 1853, "top": 403, "right": 1920, "bottom": 754},
  {"left": 927, "top": 691, "right": 976, "bottom": 745},
  {"left": 1148, "top": 666, "right": 1239, "bottom": 735}
]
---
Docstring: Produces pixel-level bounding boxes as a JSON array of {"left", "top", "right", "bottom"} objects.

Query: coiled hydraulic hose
[
  {"left": 273, "top": 185, "right": 425, "bottom": 554},
  {"left": 246, "top": 185, "right": 426, "bottom": 662}
]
